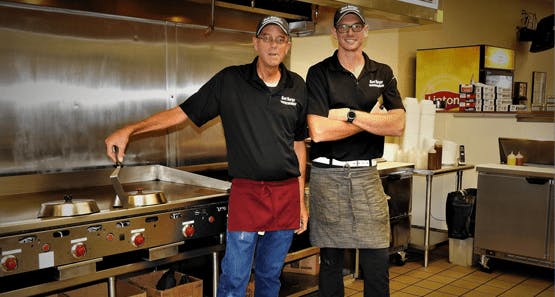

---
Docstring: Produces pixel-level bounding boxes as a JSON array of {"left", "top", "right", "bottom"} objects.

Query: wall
[
  {"left": 291, "top": 29, "right": 400, "bottom": 80},
  {"left": 396, "top": 0, "right": 554, "bottom": 228},
  {"left": 397, "top": 0, "right": 554, "bottom": 101}
]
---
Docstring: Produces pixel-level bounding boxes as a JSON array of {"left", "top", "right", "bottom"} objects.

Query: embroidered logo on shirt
[
  {"left": 368, "top": 79, "right": 385, "bottom": 88},
  {"left": 280, "top": 96, "right": 297, "bottom": 106}
]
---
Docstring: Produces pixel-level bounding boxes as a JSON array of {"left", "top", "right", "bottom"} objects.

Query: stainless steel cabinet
[{"left": 475, "top": 169, "right": 554, "bottom": 269}]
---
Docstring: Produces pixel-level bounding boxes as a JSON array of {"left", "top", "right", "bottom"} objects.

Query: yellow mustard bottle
[{"left": 507, "top": 151, "right": 516, "bottom": 165}]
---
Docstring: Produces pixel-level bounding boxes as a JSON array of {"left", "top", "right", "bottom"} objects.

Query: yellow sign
[
  {"left": 416, "top": 46, "right": 481, "bottom": 109},
  {"left": 484, "top": 46, "right": 515, "bottom": 70}
]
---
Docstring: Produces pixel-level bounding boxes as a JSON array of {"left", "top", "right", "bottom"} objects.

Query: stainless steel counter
[
  {"left": 476, "top": 163, "right": 555, "bottom": 179},
  {"left": 413, "top": 164, "right": 475, "bottom": 267}
]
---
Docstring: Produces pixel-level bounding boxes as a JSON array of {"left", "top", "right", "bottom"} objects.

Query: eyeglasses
[
  {"left": 257, "top": 34, "right": 289, "bottom": 45},
  {"left": 335, "top": 23, "right": 365, "bottom": 33}
]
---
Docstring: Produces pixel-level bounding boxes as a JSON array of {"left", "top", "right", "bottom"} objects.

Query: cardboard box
[
  {"left": 482, "top": 105, "right": 495, "bottom": 112},
  {"left": 495, "top": 105, "right": 509, "bottom": 112},
  {"left": 282, "top": 254, "right": 320, "bottom": 275},
  {"left": 495, "top": 86, "right": 512, "bottom": 94},
  {"left": 459, "top": 93, "right": 476, "bottom": 99},
  {"left": 509, "top": 104, "right": 527, "bottom": 112},
  {"left": 496, "top": 98, "right": 513, "bottom": 105},
  {"left": 482, "top": 99, "right": 495, "bottom": 105},
  {"left": 127, "top": 270, "right": 202, "bottom": 297},
  {"left": 49, "top": 281, "right": 146, "bottom": 297},
  {"left": 459, "top": 84, "right": 475, "bottom": 93},
  {"left": 495, "top": 93, "right": 511, "bottom": 100},
  {"left": 245, "top": 275, "right": 255, "bottom": 297}
]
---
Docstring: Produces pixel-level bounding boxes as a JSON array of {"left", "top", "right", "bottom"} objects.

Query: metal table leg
[
  {"left": 456, "top": 170, "right": 463, "bottom": 190},
  {"left": 212, "top": 251, "right": 219, "bottom": 297},
  {"left": 354, "top": 248, "right": 360, "bottom": 278},
  {"left": 108, "top": 276, "right": 116, "bottom": 297},
  {"left": 424, "top": 174, "right": 433, "bottom": 268}
]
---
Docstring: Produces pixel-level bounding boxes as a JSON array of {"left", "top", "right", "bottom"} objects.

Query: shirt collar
[
  {"left": 330, "top": 50, "right": 378, "bottom": 74},
  {"left": 247, "top": 57, "right": 292, "bottom": 90}
]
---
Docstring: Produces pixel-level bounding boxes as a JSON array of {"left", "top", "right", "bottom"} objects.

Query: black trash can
[{"left": 445, "top": 188, "right": 477, "bottom": 239}]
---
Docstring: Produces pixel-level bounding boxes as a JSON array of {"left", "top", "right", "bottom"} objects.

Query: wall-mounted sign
[{"left": 483, "top": 46, "right": 515, "bottom": 70}]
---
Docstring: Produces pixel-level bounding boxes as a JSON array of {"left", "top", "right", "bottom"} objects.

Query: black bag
[{"left": 445, "top": 188, "right": 477, "bottom": 239}]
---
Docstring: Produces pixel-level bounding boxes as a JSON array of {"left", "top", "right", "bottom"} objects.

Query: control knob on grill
[
  {"left": 182, "top": 224, "right": 195, "bottom": 238},
  {"left": 1, "top": 255, "right": 18, "bottom": 272},
  {"left": 131, "top": 233, "right": 145, "bottom": 247},
  {"left": 71, "top": 242, "right": 87, "bottom": 258}
]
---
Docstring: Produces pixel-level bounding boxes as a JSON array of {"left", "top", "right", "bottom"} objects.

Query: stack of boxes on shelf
[
  {"left": 459, "top": 83, "right": 526, "bottom": 112},
  {"left": 459, "top": 84, "right": 479, "bottom": 112},
  {"left": 545, "top": 96, "right": 555, "bottom": 111}
]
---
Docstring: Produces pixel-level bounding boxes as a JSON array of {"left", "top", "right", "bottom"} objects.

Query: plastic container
[
  {"left": 507, "top": 151, "right": 516, "bottom": 165},
  {"left": 428, "top": 148, "right": 439, "bottom": 170},
  {"left": 442, "top": 140, "right": 458, "bottom": 165},
  {"left": 516, "top": 151, "right": 524, "bottom": 165},
  {"left": 434, "top": 141, "right": 443, "bottom": 169},
  {"left": 415, "top": 149, "right": 428, "bottom": 169}
]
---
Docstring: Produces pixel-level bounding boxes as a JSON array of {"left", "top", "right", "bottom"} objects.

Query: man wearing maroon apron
[{"left": 105, "top": 16, "right": 308, "bottom": 297}]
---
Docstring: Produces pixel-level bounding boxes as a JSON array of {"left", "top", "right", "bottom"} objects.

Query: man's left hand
[{"left": 295, "top": 207, "right": 309, "bottom": 234}]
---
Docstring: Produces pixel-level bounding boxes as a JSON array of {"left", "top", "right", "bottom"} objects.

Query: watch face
[{"left": 347, "top": 110, "right": 356, "bottom": 122}]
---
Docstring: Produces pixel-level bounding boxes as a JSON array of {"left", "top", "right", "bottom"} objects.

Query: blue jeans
[{"left": 217, "top": 230, "right": 294, "bottom": 297}]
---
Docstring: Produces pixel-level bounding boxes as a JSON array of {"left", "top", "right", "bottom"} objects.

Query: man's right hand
[{"left": 105, "top": 127, "right": 132, "bottom": 163}]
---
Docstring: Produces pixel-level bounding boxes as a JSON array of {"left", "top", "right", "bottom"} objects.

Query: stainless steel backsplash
[{"left": 0, "top": 2, "right": 261, "bottom": 175}]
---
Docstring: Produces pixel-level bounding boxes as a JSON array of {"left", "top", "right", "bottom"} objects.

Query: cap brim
[
  {"left": 335, "top": 11, "right": 366, "bottom": 25},
  {"left": 256, "top": 22, "right": 289, "bottom": 36}
]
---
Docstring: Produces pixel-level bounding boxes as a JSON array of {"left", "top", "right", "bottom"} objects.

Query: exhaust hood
[
  {"left": 206, "top": 0, "right": 443, "bottom": 35},
  {"left": 1, "top": 0, "right": 443, "bottom": 35}
]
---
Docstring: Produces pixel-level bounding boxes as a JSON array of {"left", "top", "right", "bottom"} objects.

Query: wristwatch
[{"left": 346, "top": 109, "right": 356, "bottom": 123}]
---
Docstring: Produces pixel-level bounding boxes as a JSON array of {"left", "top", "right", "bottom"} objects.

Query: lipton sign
[{"left": 424, "top": 91, "right": 460, "bottom": 111}]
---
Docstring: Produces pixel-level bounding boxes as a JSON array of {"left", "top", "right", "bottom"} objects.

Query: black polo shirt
[
  {"left": 307, "top": 50, "right": 404, "bottom": 161},
  {"left": 180, "top": 57, "right": 307, "bottom": 181}
]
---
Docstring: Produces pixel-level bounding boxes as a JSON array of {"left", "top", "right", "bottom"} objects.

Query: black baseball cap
[
  {"left": 256, "top": 16, "right": 290, "bottom": 37},
  {"left": 334, "top": 4, "right": 366, "bottom": 26}
]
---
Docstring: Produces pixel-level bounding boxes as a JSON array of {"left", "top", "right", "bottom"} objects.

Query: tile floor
[{"left": 311, "top": 245, "right": 554, "bottom": 297}]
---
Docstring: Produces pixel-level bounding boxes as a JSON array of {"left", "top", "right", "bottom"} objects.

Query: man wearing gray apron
[{"left": 305, "top": 4, "right": 406, "bottom": 297}]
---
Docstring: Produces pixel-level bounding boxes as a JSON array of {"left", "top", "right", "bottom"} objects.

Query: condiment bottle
[
  {"left": 415, "top": 149, "right": 428, "bottom": 169},
  {"left": 428, "top": 147, "right": 438, "bottom": 170},
  {"left": 515, "top": 151, "right": 524, "bottom": 165},
  {"left": 507, "top": 151, "right": 516, "bottom": 165},
  {"left": 434, "top": 140, "right": 443, "bottom": 169}
]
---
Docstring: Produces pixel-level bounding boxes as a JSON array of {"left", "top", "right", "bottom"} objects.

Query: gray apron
[{"left": 309, "top": 165, "right": 390, "bottom": 249}]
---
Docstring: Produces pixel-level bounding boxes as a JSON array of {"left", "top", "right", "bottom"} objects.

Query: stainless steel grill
[{"left": 0, "top": 165, "right": 230, "bottom": 296}]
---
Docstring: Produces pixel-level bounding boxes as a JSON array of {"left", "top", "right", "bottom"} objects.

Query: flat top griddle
[{"left": 0, "top": 165, "right": 230, "bottom": 235}]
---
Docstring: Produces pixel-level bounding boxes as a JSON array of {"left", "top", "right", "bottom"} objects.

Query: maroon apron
[{"left": 227, "top": 177, "right": 300, "bottom": 232}]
